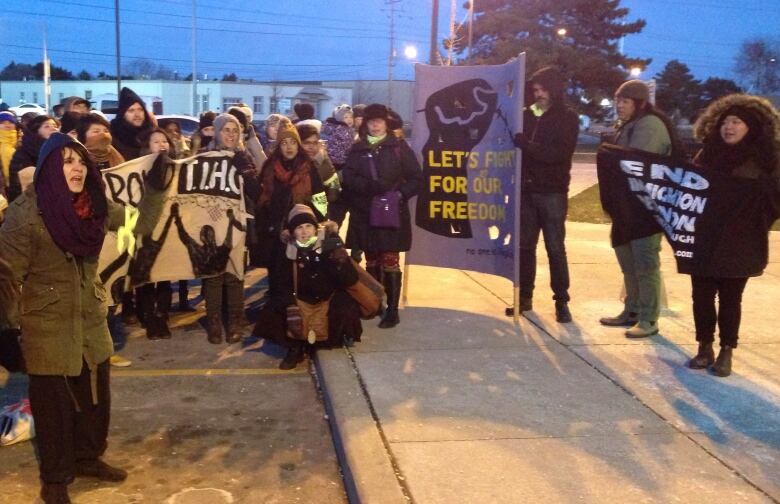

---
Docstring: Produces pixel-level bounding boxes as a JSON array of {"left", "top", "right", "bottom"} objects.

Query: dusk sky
[{"left": 1, "top": 0, "right": 779, "bottom": 85}]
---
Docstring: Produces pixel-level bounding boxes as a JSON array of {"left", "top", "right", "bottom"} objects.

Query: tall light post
[
  {"left": 429, "top": 0, "right": 439, "bottom": 64},
  {"left": 115, "top": 0, "right": 121, "bottom": 96}
]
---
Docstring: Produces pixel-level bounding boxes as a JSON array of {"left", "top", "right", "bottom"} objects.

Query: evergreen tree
[
  {"left": 457, "top": 0, "right": 649, "bottom": 114},
  {"left": 655, "top": 60, "right": 701, "bottom": 122}
]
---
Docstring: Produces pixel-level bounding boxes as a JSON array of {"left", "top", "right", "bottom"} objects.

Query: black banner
[{"left": 597, "top": 144, "right": 767, "bottom": 274}]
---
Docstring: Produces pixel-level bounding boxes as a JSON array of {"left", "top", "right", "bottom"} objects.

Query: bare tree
[{"left": 735, "top": 38, "right": 780, "bottom": 94}]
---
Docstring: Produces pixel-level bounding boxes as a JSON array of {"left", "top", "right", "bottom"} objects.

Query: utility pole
[
  {"left": 429, "top": 0, "right": 439, "bottom": 65},
  {"left": 43, "top": 25, "right": 51, "bottom": 111},
  {"left": 191, "top": 0, "right": 198, "bottom": 115},
  {"left": 467, "top": 0, "right": 474, "bottom": 60},
  {"left": 115, "top": 0, "right": 121, "bottom": 95},
  {"left": 447, "top": 0, "right": 456, "bottom": 65},
  {"left": 387, "top": 0, "right": 400, "bottom": 108}
]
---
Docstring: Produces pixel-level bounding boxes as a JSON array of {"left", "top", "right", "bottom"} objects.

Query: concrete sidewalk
[{"left": 317, "top": 222, "right": 780, "bottom": 504}]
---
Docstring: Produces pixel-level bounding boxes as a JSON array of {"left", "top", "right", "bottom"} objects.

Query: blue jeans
[{"left": 519, "top": 193, "right": 570, "bottom": 302}]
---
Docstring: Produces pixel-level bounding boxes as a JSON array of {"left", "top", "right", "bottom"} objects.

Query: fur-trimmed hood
[{"left": 694, "top": 93, "right": 780, "bottom": 148}]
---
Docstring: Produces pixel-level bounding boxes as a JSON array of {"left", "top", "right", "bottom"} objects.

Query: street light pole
[
  {"left": 429, "top": 0, "right": 439, "bottom": 65},
  {"left": 191, "top": 0, "right": 198, "bottom": 116}
]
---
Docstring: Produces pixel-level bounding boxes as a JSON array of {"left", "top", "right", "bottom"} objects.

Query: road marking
[{"left": 112, "top": 367, "right": 306, "bottom": 377}]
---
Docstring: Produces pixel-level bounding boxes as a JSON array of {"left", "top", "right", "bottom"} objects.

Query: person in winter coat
[
  {"left": 76, "top": 113, "right": 125, "bottom": 170},
  {"left": 340, "top": 104, "right": 422, "bottom": 328},
  {"left": 509, "top": 66, "right": 579, "bottom": 323},
  {"left": 684, "top": 94, "right": 780, "bottom": 377},
  {"left": 201, "top": 113, "right": 260, "bottom": 344},
  {"left": 190, "top": 111, "right": 216, "bottom": 154},
  {"left": 110, "top": 87, "right": 155, "bottom": 162},
  {"left": 252, "top": 118, "right": 328, "bottom": 328},
  {"left": 0, "top": 132, "right": 170, "bottom": 504},
  {"left": 0, "top": 111, "right": 19, "bottom": 197},
  {"left": 255, "top": 204, "right": 362, "bottom": 370},
  {"left": 158, "top": 118, "right": 191, "bottom": 158},
  {"left": 599, "top": 80, "right": 682, "bottom": 338},
  {"left": 7, "top": 115, "right": 60, "bottom": 201},
  {"left": 228, "top": 104, "right": 268, "bottom": 170},
  {"left": 134, "top": 128, "right": 179, "bottom": 340},
  {"left": 297, "top": 123, "right": 341, "bottom": 206},
  {"left": 321, "top": 104, "right": 354, "bottom": 170},
  {"left": 110, "top": 87, "right": 155, "bottom": 326}
]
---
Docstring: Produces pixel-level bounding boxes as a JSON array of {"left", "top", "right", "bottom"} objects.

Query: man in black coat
[{"left": 508, "top": 67, "right": 579, "bottom": 322}]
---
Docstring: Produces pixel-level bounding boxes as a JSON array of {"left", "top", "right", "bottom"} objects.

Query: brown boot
[
  {"left": 226, "top": 313, "right": 243, "bottom": 344},
  {"left": 40, "top": 483, "right": 71, "bottom": 504},
  {"left": 206, "top": 313, "right": 223, "bottom": 344}
]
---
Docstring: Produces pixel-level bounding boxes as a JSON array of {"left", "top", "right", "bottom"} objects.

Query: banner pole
[{"left": 513, "top": 53, "right": 526, "bottom": 325}]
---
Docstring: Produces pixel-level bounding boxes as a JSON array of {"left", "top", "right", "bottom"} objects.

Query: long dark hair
[{"left": 698, "top": 113, "right": 778, "bottom": 173}]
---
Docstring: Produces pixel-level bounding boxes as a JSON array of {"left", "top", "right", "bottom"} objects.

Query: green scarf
[{"left": 367, "top": 134, "right": 387, "bottom": 145}]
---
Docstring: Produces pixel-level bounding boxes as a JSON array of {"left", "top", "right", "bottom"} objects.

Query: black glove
[
  {"left": 513, "top": 132, "right": 529, "bottom": 149},
  {"left": 146, "top": 152, "right": 174, "bottom": 191},
  {"left": 320, "top": 234, "right": 344, "bottom": 257}
]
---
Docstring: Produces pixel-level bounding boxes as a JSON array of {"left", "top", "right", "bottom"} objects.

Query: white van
[{"left": 91, "top": 93, "right": 164, "bottom": 118}]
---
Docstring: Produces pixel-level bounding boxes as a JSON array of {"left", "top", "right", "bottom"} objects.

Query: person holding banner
[
  {"left": 201, "top": 113, "right": 260, "bottom": 345},
  {"left": 599, "top": 80, "right": 682, "bottom": 338},
  {"left": 685, "top": 94, "right": 780, "bottom": 376},
  {"left": 0, "top": 132, "right": 170, "bottom": 504},
  {"left": 508, "top": 66, "right": 579, "bottom": 322},
  {"left": 341, "top": 104, "right": 422, "bottom": 329}
]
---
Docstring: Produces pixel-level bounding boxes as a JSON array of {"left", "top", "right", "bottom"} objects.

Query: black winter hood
[
  {"left": 528, "top": 66, "right": 566, "bottom": 107},
  {"left": 117, "top": 87, "right": 147, "bottom": 119}
]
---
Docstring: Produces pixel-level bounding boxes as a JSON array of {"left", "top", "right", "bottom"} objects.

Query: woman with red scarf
[{"left": 0, "top": 132, "right": 169, "bottom": 503}]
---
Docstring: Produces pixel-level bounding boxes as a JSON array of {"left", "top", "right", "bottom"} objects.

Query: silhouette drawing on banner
[
  {"left": 416, "top": 78, "right": 498, "bottom": 238},
  {"left": 129, "top": 209, "right": 177, "bottom": 285},
  {"left": 172, "top": 202, "right": 245, "bottom": 276}
]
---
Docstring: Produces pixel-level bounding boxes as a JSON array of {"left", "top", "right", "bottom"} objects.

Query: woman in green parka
[{"left": 0, "top": 132, "right": 168, "bottom": 504}]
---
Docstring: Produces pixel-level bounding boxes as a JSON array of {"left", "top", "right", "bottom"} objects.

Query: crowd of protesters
[{"left": 1, "top": 70, "right": 779, "bottom": 503}]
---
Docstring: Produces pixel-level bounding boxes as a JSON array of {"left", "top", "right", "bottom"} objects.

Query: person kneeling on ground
[{"left": 254, "top": 204, "right": 363, "bottom": 370}]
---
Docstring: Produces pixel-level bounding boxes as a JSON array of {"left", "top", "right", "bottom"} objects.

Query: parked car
[
  {"left": 156, "top": 114, "right": 199, "bottom": 138},
  {"left": 8, "top": 103, "right": 47, "bottom": 117}
]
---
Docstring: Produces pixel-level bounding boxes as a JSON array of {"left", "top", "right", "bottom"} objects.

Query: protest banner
[
  {"left": 597, "top": 144, "right": 768, "bottom": 274},
  {"left": 97, "top": 151, "right": 248, "bottom": 303},
  {"left": 408, "top": 56, "right": 526, "bottom": 282}
]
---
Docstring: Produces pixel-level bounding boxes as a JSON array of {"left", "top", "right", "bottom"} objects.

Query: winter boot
[
  {"left": 176, "top": 280, "right": 195, "bottom": 312},
  {"left": 379, "top": 270, "right": 402, "bottom": 329},
  {"left": 40, "top": 482, "right": 71, "bottom": 504},
  {"left": 226, "top": 312, "right": 244, "bottom": 344},
  {"left": 555, "top": 300, "right": 572, "bottom": 323},
  {"left": 279, "top": 344, "right": 305, "bottom": 370},
  {"left": 206, "top": 313, "right": 223, "bottom": 344},
  {"left": 687, "top": 342, "right": 715, "bottom": 369},
  {"left": 711, "top": 346, "right": 733, "bottom": 377}
]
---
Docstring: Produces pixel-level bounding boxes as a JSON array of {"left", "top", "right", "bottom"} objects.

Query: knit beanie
[
  {"left": 615, "top": 80, "right": 650, "bottom": 102},
  {"left": 199, "top": 111, "right": 217, "bottom": 130},
  {"left": 294, "top": 103, "right": 315, "bottom": 121},
  {"left": 333, "top": 104, "right": 353, "bottom": 123},
  {"left": 117, "top": 87, "right": 147, "bottom": 118},
  {"left": 0, "top": 111, "right": 17, "bottom": 125},
  {"left": 227, "top": 107, "right": 249, "bottom": 131},
  {"left": 287, "top": 203, "right": 318, "bottom": 232},
  {"left": 233, "top": 104, "right": 253, "bottom": 124},
  {"left": 276, "top": 117, "right": 301, "bottom": 145},
  {"left": 296, "top": 118, "right": 322, "bottom": 133}
]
